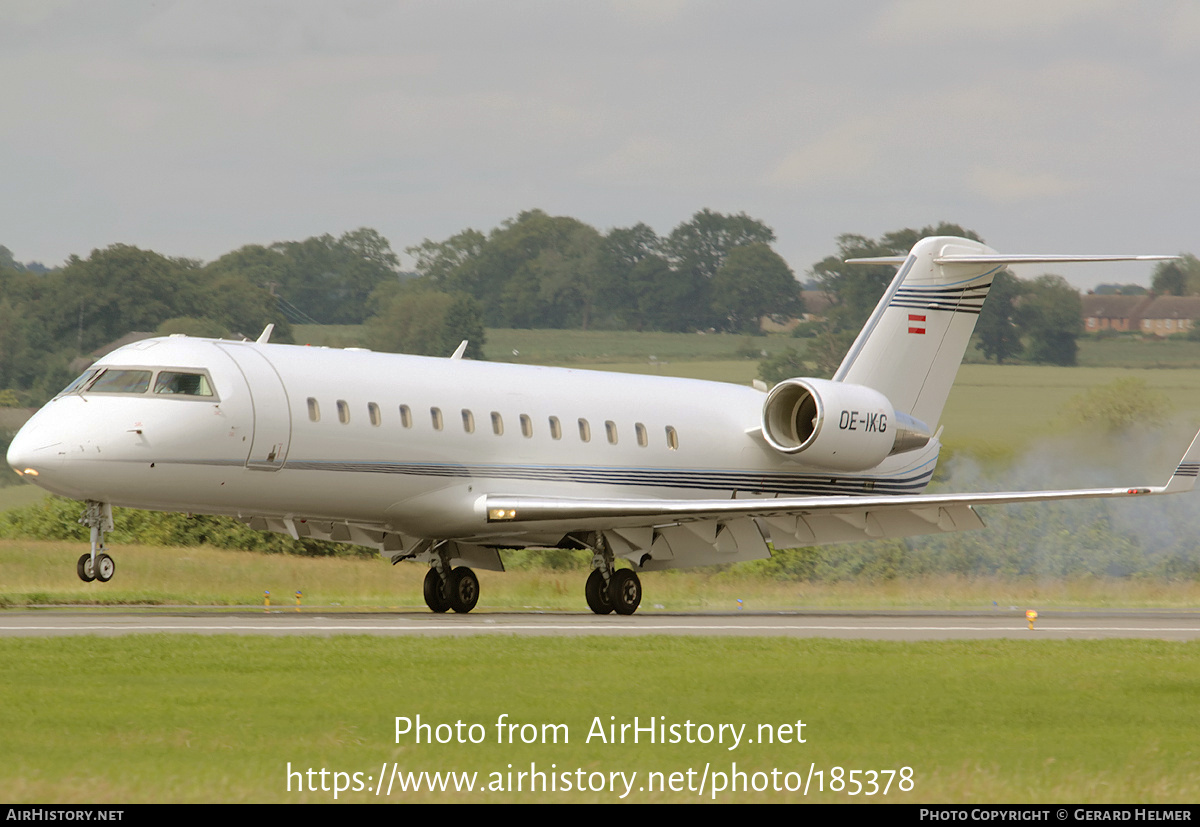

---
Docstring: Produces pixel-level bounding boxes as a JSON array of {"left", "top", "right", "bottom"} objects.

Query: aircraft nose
[{"left": 6, "top": 416, "right": 62, "bottom": 481}]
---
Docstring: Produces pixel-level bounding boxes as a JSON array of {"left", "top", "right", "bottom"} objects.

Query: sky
[{"left": 2, "top": 0, "right": 1198, "bottom": 290}]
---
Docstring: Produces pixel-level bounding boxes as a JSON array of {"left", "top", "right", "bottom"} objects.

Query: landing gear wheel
[
  {"left": 585, "top": 569, "right": 614, "bottom": 615},
  {"left": 94, "top": 553, "right": 115, "bottom": 583},
  {"left": 423, "top": 567, "right": 449, "bottom": 613},
  {"left": 76, "top": 554, "right": 96, "bottom": 583},
  {"left": 609, "top": 569, "right": 642, "bottom": 615},
  {"left": 446, "top": 567, "right": 479, "bottom": 614}
]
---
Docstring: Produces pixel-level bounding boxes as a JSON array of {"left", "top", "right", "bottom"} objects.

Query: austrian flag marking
[{"left": 908, "top": 313, "right": 926, "bottom": 335}]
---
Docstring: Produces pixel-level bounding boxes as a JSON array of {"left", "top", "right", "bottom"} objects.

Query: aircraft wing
[{"left": 483, "top": 428, "right": 1200, "bottom": 555}]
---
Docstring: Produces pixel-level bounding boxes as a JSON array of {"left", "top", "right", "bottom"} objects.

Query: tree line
[
  {"left": 0, "top": 210, "right": 806, "bottom": 404},
  {"left": 1, "top": 213, "right": 1172, "bottom": 409}
]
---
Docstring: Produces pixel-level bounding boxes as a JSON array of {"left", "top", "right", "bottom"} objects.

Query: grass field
[
  {"left": 0, "top": 635, "right": 1196, "bottom": 803},
  {"left": 4, "top": 540, "right": 1200, "bottom": 610}
]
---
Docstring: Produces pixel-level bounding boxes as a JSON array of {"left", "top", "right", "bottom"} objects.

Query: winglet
[
  {"left": 256, "top": 324, "right": 274, "bottom": 344},
  {"left": 450, "top": 340, "right": 468, "bottom": 360},
  {"left": 1162, "top": 427, "right": 1200, "bottom": 494}
]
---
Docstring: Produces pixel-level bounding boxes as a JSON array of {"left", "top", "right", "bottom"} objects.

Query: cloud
[
  {"left": 767, "top": 122, "right": 883, "bottom": 189},
  {"left": 966, "top": 167, "right": 1083, "bottom": 204},
  {"left": 869, "top": 0, "right": 1128, "bottom": 42}
]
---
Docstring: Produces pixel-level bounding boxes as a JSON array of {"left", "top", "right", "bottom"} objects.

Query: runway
[{"left": 2, "top": 609, "right": 1199, "bottom": 640}]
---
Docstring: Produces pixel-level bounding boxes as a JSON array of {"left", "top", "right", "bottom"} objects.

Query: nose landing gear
[{"left": 77, "top": 501, "right": 115, "bottom": 583}]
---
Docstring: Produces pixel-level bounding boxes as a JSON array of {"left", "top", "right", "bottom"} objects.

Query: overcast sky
[{"left": 3, "top": 0, "right": 1197, "bottom": 289}]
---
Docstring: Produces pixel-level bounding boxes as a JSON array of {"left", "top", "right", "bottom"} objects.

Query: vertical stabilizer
[{"left": 834, "top": 237, "right": 998, "bottom": 428}]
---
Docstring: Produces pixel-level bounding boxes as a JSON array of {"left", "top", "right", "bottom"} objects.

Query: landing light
[
  {"left": 22, "top": 468, "right": 38, "bottom": 477},
  {"left": 488, "top": 508, "right": 518, "bottom": 521}
]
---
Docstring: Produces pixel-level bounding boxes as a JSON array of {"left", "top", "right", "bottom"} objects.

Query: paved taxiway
[{"left": 2, "top": 610, "right": 1198, "bottom": 640}]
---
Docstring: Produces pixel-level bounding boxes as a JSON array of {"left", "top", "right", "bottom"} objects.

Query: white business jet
[{"left": 7, "top": 237, "right": 1198, "bottom": 614}]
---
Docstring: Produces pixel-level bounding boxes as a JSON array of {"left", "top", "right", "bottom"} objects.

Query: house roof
[
  {"left": 1080, "top": 294, "right": 1151, "bottom": 319},
  {"left": 1138, "top": 296, "right": 1200, "bottom": 320}
]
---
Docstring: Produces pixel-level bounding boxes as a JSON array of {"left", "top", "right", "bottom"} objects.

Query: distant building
[
  {"left": 1081, "top": 294, "right": 1151, "bottom": 333},
  {"left": 1081, "top": 294, "right": 1200, "bottom": 337},
  {"left": 1136, "top": 296, "right": 1200, "bottom": 336}
]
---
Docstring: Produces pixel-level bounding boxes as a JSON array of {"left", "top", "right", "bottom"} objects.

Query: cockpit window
[
  {"left": 57, "top": 369, "right": 100, "bottom": 396},
  {"left": 88, "top": 369, "right": 152, "bottom": 394},
  {"left": 154, "top": 371, "right": 213, "bottom": 397}
]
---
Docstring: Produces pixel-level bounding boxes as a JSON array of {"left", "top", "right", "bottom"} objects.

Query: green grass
[
  {"left": 1076, "top": 336, "right": 1200, "bottom": 369},
  {"left": 0, "top": 483, "right": 45, "bottom": 512},
  {"left": 0, "top": 636, "right": 1196, "bottom": 802},
  {"left": 4, "top": 540, "right": 1200, "bottom": 610},
  {"left": 941, "top": 365, "right": 1200, "bottom": 455}
]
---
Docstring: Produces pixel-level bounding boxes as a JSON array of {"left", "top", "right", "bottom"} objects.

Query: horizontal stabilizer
[{"left": 846, "top": 253, "right": 1178, "bottom": 266}]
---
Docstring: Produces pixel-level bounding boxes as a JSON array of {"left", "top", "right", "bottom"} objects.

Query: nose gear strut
[{"left": 77, "top": 500, "right": 115, "bottom": 583}]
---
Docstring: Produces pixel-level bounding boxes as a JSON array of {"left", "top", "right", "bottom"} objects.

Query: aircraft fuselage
[{"left": 8, "top": 336, "right": 936, "bottom": 546}]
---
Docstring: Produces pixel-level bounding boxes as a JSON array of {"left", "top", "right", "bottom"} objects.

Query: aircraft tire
[
  {"left": 609, "top": 569, "right": 641, "bottom": 615},
  {"left": 446, "top": 567, "right": 479, "bottom": 614},
  {"left": 423, "top": 567, "right": 450, "bottom": 613},
  {"left": 584, "top": 569, "right": 614, "bottom": 615},
  {"left": 76, "top": 554, "right": 96, "bottom": 583},
  {"left": 95, "top": 553, "right": 115, "bottom": 583}
]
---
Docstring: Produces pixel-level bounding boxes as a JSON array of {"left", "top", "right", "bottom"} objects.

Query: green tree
[
  {"left": 711, "top": 243, "right": 803, "bottom": 334},
  {"left": 406, "top": 228, "right": 487, "bottom": 295},
  {"left": 1149, "top": 254, "right": 1200, "bottom": 295},
  {"left": 1018, "top": 274, "right": 1083, "bottom": 365},
  {"left": 45, "top": 245, "right": 201, "bottom": 353},
  {"left": 1152, "top": 261, "right": 1188, "bottom": 296},
  {"left": 973, "top": 269, "right": 1026, "bottom": 363},
  {"left": 593, "top": 223, "right": 663, "bottom": 329},
  {"left": 366, "top": 286, "right": 486, "bottom": 359},
  {"left": 268, "top": 229, "right": 399, "bottom": 324},
  {"left": 662, "top": 210, "right": 777, "bottom": 330},
  {"left": 757, "top": 346, "right": 807, "bottom": 386}
]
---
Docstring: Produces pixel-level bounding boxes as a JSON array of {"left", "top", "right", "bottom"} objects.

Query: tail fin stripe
[
  {"left": 890, "top": 301, "right": 985, "bottom": 314},
  {"left": 896, "top": 283, "right": 994, "bottom": 296}
]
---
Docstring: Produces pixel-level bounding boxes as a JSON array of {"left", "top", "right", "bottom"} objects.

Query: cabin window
[
  {"left": 153, "top": 371, "right": 213, "bottom": 397},
  {"left": 88, "top": 369, "right": 152, "bottom": 394},
  {"left": 666, "top": 425, "right": 679, "bottom": 450},
  {"left": 431, "top": 407, "right": 443, "bottom": 430},
  {"left": 549, "top": 416, "right": 562, "bottom": 440},
  {"left": 337, "top": 400, "right": 350, "bottom": 424},
  {"left": 368, "top": 402, "right": 381, "bottom": 427},
  {"left": 491, "top": 412, "right": 504, "bottom": 435},
  {"left": 399, "top": 405, "right": 413, "bottom": 428},
  {"left": 307, "top": 398, "right": 320, "bottom": 422},
  {"left": 578, "top": 418, "right": 591, "bottom": 443},
  {"left": 462, "top": 409, "right": 475, "bottom": 433},
  {"left": 635, "top": 422, "right": 648, "bottom": 447},
  {"left": 605, "top": 420, "right": 618, "bottom": 444},
  {"left": 520, "top": 414, "right": 533, "bottom": 438}
]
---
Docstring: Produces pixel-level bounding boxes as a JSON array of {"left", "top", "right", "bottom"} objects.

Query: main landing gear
[
  {"left": 76, "top": 501, "right": 116, "bottom": 583},
  {"left": 584, "top": 536, "right": 642, "bottom": 616},
  {"left": 422, "top": 543, "right": 479, "bottom": 614}
]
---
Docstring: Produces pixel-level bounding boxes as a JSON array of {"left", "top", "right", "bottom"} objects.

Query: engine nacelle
[{"left": 761, "top": 377, "right": 931, "bottom": 471}]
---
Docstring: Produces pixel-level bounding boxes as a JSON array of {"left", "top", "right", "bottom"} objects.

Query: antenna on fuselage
[
  {"left": 256, "top": 324, "right": 274, "bottom": 344},
  {"left": 450, "top": 340, "right": 468, "bottom": 360}
]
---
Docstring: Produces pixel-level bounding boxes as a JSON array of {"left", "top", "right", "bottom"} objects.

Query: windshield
[
  {"left": 56, "top": 368, "right": 99, "bottom": 397},
  {"left": 87, "top": 369, "right": 153, "bottom": 394}
]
